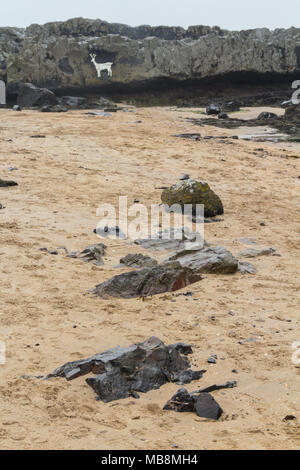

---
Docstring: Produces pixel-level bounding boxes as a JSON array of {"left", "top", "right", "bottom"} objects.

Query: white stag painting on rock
[{"left": 90, "top": 54, "right": 113, "bottom": 78}]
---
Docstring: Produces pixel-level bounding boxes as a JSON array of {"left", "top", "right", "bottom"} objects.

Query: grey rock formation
[
  {"left": 47, "top": 336, "right": 206, "bottom": 402},
  {"left": 163, "top": 246, "right": 238, "bottom": 274},
  {"left": 1, "top": 18, "right": 299, "bottom": 95},
  {"left": 119, "top": 253, "right": 158, "bottom": 269},
  {"left": 91, "top": 261, "right": 202, "bottom": 298},
  {"left": 238, "top": 247, "right": 276, "bottom": 258}
]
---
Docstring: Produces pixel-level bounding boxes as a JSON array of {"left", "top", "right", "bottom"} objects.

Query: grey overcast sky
[{"left": 1, "top": 0, "right": 299, "bottom": 30}]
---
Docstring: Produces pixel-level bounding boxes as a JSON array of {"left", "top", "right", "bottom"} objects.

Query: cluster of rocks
[
  {"left": 14, "top": 82, "right": 117, "bottom": 112},
  {"left": 206, "top": 101, "right": 241, "bottom": 119},
  {"left": 164, "top": 381, "right": 237, "bottom": 420},
  {"left": 192, "top": 103, "right": 300, "bottom": 139},
  {"left": 47, "top": 337, "right": 206, "bottom": 402}
]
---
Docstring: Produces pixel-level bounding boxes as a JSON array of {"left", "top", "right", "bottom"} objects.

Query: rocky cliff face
[{"left": 0, "top": 17, "right": 299, "bottom": 95}]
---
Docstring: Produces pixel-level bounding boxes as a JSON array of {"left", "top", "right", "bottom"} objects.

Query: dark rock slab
[
  {"left": 163, "top": 246, "right": 238, "bottom": 274},
  {"left": 91, "top": 261, "right": 202, "bottom": 298},
  {"left": 17, "top": 83, "right": 58, "bottom": 108},
  {"left": 0, "top": 178, "right": 18, "bottom": 187},
  {"left": 47, "top": 336, "right": 206, "bottom": 402},
  {"left": 119, "top": 253, "right": 158, "bottom": 269},
  {"left": 173, "top": 133, "right": 201, "bottom": 141},
  {"left": 164, "top": 387, "right": 227, "bottom": 420},
  {"left": 257, "top": 111, "right": 278, "bottom": 119},
  {"left": 195, "top": 393, "right": 223, "bottom": 420}
]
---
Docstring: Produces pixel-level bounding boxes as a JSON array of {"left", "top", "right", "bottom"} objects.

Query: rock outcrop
[{"left": 0, "top": 18, "right": 299, "bottom": 95}]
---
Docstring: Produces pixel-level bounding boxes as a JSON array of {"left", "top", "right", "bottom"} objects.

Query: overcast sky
[{"left": 1, "top": 0, "right": 299, "bottom": 30}]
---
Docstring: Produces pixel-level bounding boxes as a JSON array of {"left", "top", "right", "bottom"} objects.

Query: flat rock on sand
[
  {"left": 163, "top": 246, "right": 238, "bottom": 274},
  {"left": 91, "top": 262, "right": 202, "bottom": 298}
]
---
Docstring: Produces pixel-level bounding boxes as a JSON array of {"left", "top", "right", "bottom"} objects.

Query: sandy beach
[{"left": 0, "top": 106, "right": 299, "bottom": 450}]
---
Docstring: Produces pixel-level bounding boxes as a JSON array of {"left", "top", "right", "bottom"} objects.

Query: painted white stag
[{"left": 90, "top": 54, "right": 113, "bottom": 78}]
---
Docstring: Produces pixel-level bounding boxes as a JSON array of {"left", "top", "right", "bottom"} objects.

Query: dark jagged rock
[
  {"left": 161, "top": 179, "right": 224, "bottom": 218},
  {"left": 206, "top": 104, "right": 221, "bottom": 115},
  {"left": 91, "top": 262, "right": 202, "bottom": 298},
  {"left": 47, "top": 336, "right": 206, "bottom": 402},
  {"left": 119, "top": 253, "right": 158, "bottom": 269},
  {"left": 0, "top": 178, "right": 18, "bottom": 187},
  {"left": 195, "top": 393, "right": 223, "bottom": 420},
  {"left": 164, "top": 387, "right": 227, "bottom": 420},
  {"left": 163, "top": 246, "right": 238, "bottom": 274},
  {"left": 17, "top": 83, "right": 58, "bottom": 108}
]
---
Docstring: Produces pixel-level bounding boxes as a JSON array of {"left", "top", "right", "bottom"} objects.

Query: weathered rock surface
[
  {"left": 134, "top": 228, "right": 207, "bottom": 251},
  {"left": 163, "top": 246, "right": 238, "bottom": 274},
  {"left": 91, "top": 261, "right": 202, "bottom": 298},
  {"left": 68, "top": 243, "right": 106, "bottom": 265},
  {"left": 238, "top": 261, "right": 257, "bottom": 274},
  {"left": 17, "top": 83, "right": 58, "bottom": 107},
  {"left": 238, "top": 247, "right": 276, "bottom": 258},
  {"left": 1, "top": 18, "right": 299, "bottom": 95},
  {"left": 47, "top": 336, "right": 206, "bottom": 402},
  {"left": 119, "top": 253, "right": 158, "bottom": 269},
  {"left": 161, "top": 179, "right": 224, "bottom": 218}
]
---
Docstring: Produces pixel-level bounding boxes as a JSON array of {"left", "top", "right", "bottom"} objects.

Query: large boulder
[
  {"left": 161, "top": 179, "right": 224, "bottom": 218},
  {"left": 17, "top": 83, "right": 58, "bottom": 108},
  {"left": 91, "top": 261, "right": 202, "bottom": 298},
  {"left": 163, "top": 246, "right": 238, "bottom": 274}
]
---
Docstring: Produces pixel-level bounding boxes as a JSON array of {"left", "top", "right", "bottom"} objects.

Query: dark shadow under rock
[
  {"left": 47, "top": 336, "right": 206, "bottom": 402},
  {"left": 91, "top": 261, "right": 202, "bottom": 298},
  {"left": 119, "top": 253, "right": 158, "bottom": 269},
  {"left": 163, "top": 246, "right": 238, "bottom": 274}
]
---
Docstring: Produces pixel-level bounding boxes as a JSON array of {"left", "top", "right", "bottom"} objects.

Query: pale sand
[{"left": 0, "top": 106, "right": 299, "bottom": 450}]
